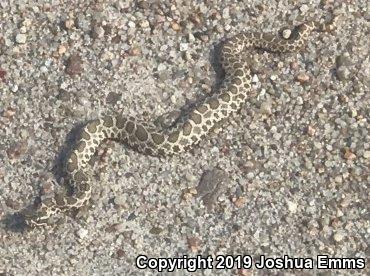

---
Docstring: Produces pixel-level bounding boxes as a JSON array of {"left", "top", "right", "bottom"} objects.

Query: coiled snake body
[{"left": 22, "top": 19, "right": 334, "bottom": 227}]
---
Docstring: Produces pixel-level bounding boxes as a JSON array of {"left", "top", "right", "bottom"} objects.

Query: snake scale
[{"left": 22, "top": 16, "right": 335, "bottom": 227}]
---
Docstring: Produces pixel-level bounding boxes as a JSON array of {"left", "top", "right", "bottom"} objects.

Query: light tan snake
[{"left": 22, "top": 16, "right": 335, "bottom": 227}]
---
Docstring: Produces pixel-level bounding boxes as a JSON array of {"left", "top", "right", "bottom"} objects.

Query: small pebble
[
  {"left": 65, "top": 19, "right": 74, "bottom": 29},
  {"left": 336, "top": 66, "right": 350, "bottom": 81},
  {"left": 187, "top": 237, "right": 201, "bottom": 252},
  {"left": 260, "top": 101, "right": 272, "bottom": 115},
  {"left": 336, "top": 53, "right": 351, "bottom": 67},
  {"left": 171, "top": 21, "right": 181, "bottom": 31},
  {"left": 140, "top": 20, "right": 150, "bottom": 28},
  {"left": 58, "top": 44, "right": 67, "bottom": 55},
  {"left": 40, "top": 66, "right": 48, "bottom": 73},
  {"left": 363, "top": 151, "right": 370, "bottom": 159},
  {"left": 114, "top": 195, "right": 126, "bottom": 206},
  {"left": 185, "top": 172, "right": 196, "bottom": 182},
  {"left": 2, "top": 107, "right": 16, "bottom": 118},
  {"left": 188, "top": 33, "right": 195, "bottom": 42},
  {"left": 128, "top": 46, "right": 141, "bottom": 56},
  {"left": 11, "top": 84, "right": 19, "bottom": 92},
  {"left": 307, "top": 125, "right": 316, "bottom": 136},
  {"left": 343, "top": 148, "right": 356, "bottom": 160},
  {"left": 127, "top": 21, "right": 135, "bottom": 28},
  {"left": 296, "top": 73, "right": 310, "bottom": 84},
  {"left": 222, "top": 7, "right": 230, "bottom": 18},
  {"left": 93, "top": 26, "right": 105, "bottom": 38},
  {"left": 76, "top": 228, "right": 89, "bottom": 239},
  {"left": 282, "top": 29, "right": 291, "bottom": 39},
  {"left": 287, "top": 200, "right": 298, "bottom": 213},
  {"left": 157, "top": 63, "right": 166, "bottom": 71},
  {"left": 19, "top": 26, "right": 27, "bottom": 33},
  {"left": 333, "top": 232, "right": 344, "bottom": 242},
  {"left": 179, "top": 43, "right": 188, "bottom": 51},
  {"left": 15, "top": 33, "right": 27, "bottom": 44},
  {"left": 252, "top": 74, "right": 259, "bottom": 83},
  {"left": 290, "top": 61, "right": 299, "bottom": 70},
  {"left": 65, "top": 54, "right": 83, "bottom": 76},
  {"left": 116, "top": 249, "right": 125, "bottom": 259},
  {"left": 299, "top": 4, "right": 309, "bottom": 13}
]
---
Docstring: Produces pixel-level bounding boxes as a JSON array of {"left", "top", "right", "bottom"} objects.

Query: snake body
[{"left": 23, "top": 19, "right": 334, "bottom": 227}]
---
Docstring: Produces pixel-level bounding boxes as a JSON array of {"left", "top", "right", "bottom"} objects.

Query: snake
[{"left": 21, "top": 16, "right": 335, "bottom": 227}]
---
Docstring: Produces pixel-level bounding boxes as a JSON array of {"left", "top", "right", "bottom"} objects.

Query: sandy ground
[{"left": 0, "top": 0, "right": 369, "bottom": 275}]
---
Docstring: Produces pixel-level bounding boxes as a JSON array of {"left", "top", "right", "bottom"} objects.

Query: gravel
[{"left": 0, "top": 0, "right": 369, "bottom": 275}]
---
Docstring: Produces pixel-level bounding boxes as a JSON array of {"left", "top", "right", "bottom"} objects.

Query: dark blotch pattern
[
  {"left": 189, "top": 112, "right": 202, "bottom": 124},
  {"left": 182, "top": 122, "right": 192, "bottom": 136},
  {"left": 103, "top": 116, "right": 113, "bottom": 127},
  {"left": 74, "top": 170, "right": 88, "bottom": 183},
  {"left": 67, "top": 153, "right": 78, "bottom": 172},
  {"left": 196, "top": 105, "right": 208, "bottom": 114},
  {"left": 135, "top": 124, "right": 148, "bottom": 141},
  {"left": 208, "top": 98, "right": 220, "bottom": 109},
  {"left": 234, "top": 78, "right": 242, "bottom": 86},
  {"left": 220, "top": 93, "right": 230, "bottom": 102},
  {"left": 125, "top": 121, "right": 135, "bottom": 133},
  {"left": 86, "top": 120, "right": 99, "bottom": 133},
  {"left": 76, "top": 141, "right": 86, "bottom": 153},
  {"left": 172, "top": 145, "right": 180, "bottom": 153},
  {"left": 116, "top": 116, "right": 126, "bottom": 129},
  {"left": 81, "top": 130, "right": 91, "bottom": 140},
  {"left": 168, "top": 131, "right": 180, "bottom": 143},
  {"left": 152, "top": 133, "right": 165, "bottom": 144}
]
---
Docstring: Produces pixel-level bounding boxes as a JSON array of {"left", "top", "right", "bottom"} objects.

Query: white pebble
[
  {"left": 114, "top": 195, "right": 126, "bottom": 205},
  {"left": 179, "top": 43, "right": 188, "bottom": 51},
  {"left": 157, "top": 63, "right": 166, "bottom": 71},
  {"left": 15, "top": 33, "right": 27, "bottom": 44},
  {"left": 40, "top": 66, "right": 48, "bottom": 73},
  {"left": 210, "top": 146, "right": 219, "bottom": 154},
  {"left": 333, "top": 232, "right": 344, "bottom": 242},
  {"left": 282, "top": 29, "right": 291, "bottom": 39},
  {"left": 76, "top": 228, "right": 89, "bottom": 239},
  {"left": 128, "top": 21, "right": 136, "bottom": 28},
  {"left": 363, "top": 151, "right": 370, "bottom": 159},
  {"left": 23, "top": 18, "right": 32, "bottom": 27},
  {"left": 260, "top": 101, "right": 272, "bottom": 115},
  {"left": 20, "top": 26, "right": 27, "bottom": 34},
  {"left": 252, "top": 74, "right": 259, "bottom": 83},
  {"left": 300, "top": 4, "right": 309, "bottom": 14},
  {"left": 185, "top": 172, "right": 196, "bottom": 182},
  {"left": 287, "top": 200, "right": 298, "bottom": 213},
  {"left": 188, "top": 33, "right": 195, "bottom": 42},
  {"left": 11, "top": 84, "right": 19, "bottom": 92},
  {"left": 222, "top": 7, "right": 230, "bottom": 18},
  {"left": 140, "top": 20, "right": 150, "bottom": 28}
]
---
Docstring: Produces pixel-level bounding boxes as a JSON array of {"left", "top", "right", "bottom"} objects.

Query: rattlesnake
[{"left": 21, "top": 16, "right": 335, "bottom": 227}]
